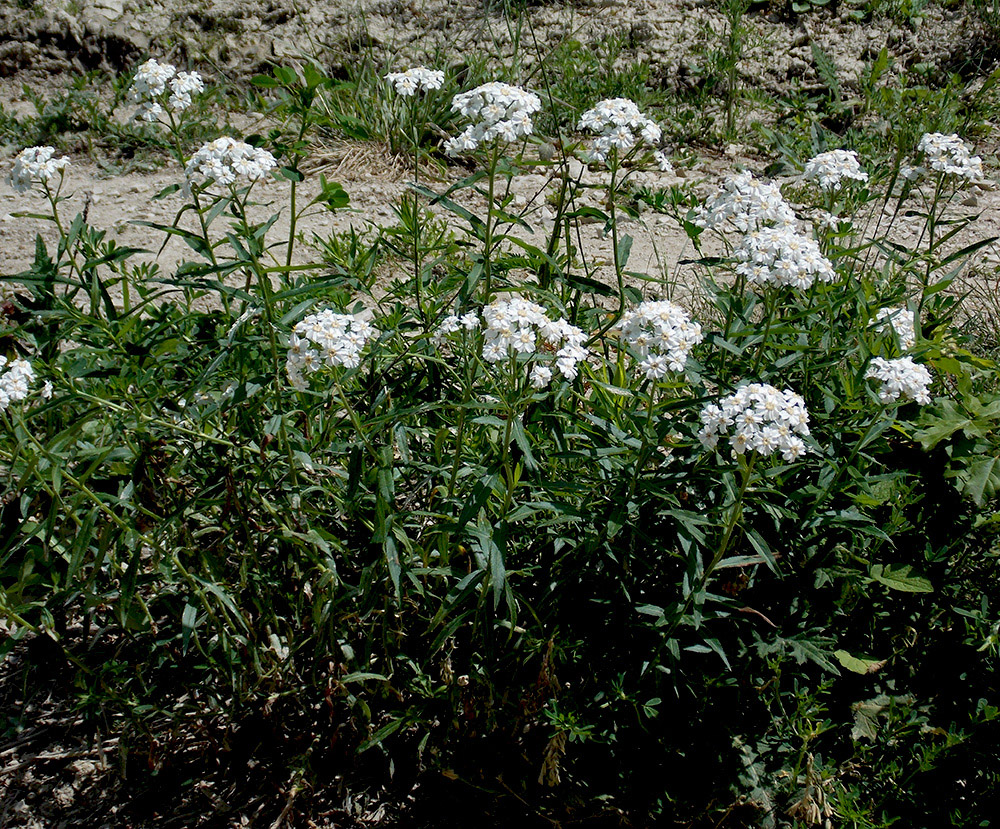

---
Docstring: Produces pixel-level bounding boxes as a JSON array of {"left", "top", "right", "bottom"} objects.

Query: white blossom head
[
  {"left": 444, "top": 82, "right": 541, "bottom": 156},
  {"left": 128, "top": 58, "right": 204, "bottom": 121},
  {"left": 694, "top": 171, "right": 796, "bottom": 233},
  {"left": 614, "top": 300, "right": 703, "bottom": 378},
  {"left": 865, "top": 356, "right": 932, "bottom": 405},
  {"left": 577, "top": 98, "right": 662, "bottom": 166},
  {"left": 875, "top": 307, "right": 916, "bottom": 350},
  {"left": 734, "top": 226, "right": 837, "bottom": 291},
  {"left": 184, "top": 137, "right": 277, "bottom": 190},
  {"left": 10, "top": 146, "right": 70, "bottom": 194},
  {"left": 803, "top": 149, "right": 868, "bottom": 191},
  {"left": 286, "top": 309, "right": 376, "bottom": 389},
  {"left": 917, "top": 133, "right": 984, "bottom": 182},
  {"left": 431, "top": 312, "right": 480, "bottom": 346},
  {"left": 0, "top": 356, "right": 36, "bottom": 412},
  {"left": 476, "top": 297, "right": 588, "bottom": 386},
  {"left": 698, "top": 382, "right": 812, "bottom": 461},
  {"left": 386, "top": 66, "right": 445, "bottom": 97}
]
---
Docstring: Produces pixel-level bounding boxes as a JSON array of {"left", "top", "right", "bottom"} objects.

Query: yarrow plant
[
  {"left": 698, "top": 383, "right": 811, "bottom": 460},
  {"left": 734, "top": 225, "right": 837, "bottom": 290},
  {"left": 127, "top": 58, "right": 205, "bottom": 122},
  {"left": 576, "top": 97, "right": 662, "bottom": 165},
  {"left": 432, "top": 312, "right": 480, "bottom": 346},
  {"left": 285, "top": 309, "right": 376, "bottom": 390},
  {"left": 803, "top": 149, "right": 869, "bottom": 191},
  {"left": 184, "top": 137, "right": 277, "bottom": 189},
  {"left": 916, "top": 132, "right": 984, "bottom": 182},
  {"left": 444, "top": 82, "right": 541, "bottom": 156},
  {"left": 385, "top": 66, "right": 445, "bottom": 97},
  {"left": 865, "top": 356, "right": 932, "bottom": 404},
  {"left": 9, "top": 146, "right": 70, "bottom": 194},
  {"left": 875, "top": 307, "right": 917, "bottom": 350},
  {"left": 0, "top": 356, "right": 35, "bottom": 412},
  {"left": 614, "top": 300, "right": 704, "bottom": 379},
  {"left": 478, "top": 298, "right": 588, "bottom": 384},
  {"left": 695, "top": 171, "right": 796, "bottom": 233}
]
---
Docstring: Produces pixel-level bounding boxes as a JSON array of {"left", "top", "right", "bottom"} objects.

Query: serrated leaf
[
  {"left": 786, "top": 636, "right": 840, "bottom": 675},
  {"left": 851, "top": 698, "right": 886, "bottom": 742},
  {"left": 811, "top": 43, "right": 841, "bottom": 101},
  {"left": 948, "top": 455, "right": 1000, "bottom": 505},
  {"left": 871, "top": 563, "right": 933, "bottom": 593}
]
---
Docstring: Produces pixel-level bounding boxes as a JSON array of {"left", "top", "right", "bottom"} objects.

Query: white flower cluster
[
  {"left": 615, "top": 300, "right": 703, "bottom": 379},
  {"left": 480, "top": 298, "right": 587, "bottom": 385},
  {"left": 10, "top": 146, "right": 70, "bottom": 194},
  {"left": 734, "top": 225, "right": 836, "bottom": 290},
  {"left": 444, "top": 82, "right": 541, "bottom": 156},
  {"left": 385, "top": 66, "right": 445, "bottom": 97},
  {"left": 577, "top": 98, "right": 662, "bottom": 165},
  {"left": 286, "top": 310, "right": 376, "bottom": 389},
  {"left": 698, "top": 383, "right": 811, "bottom": 460},
  {"left": 185, "top": 137, "right": 277, "bottom": 188},
  {"left": 865, "top": 356, "right": 932, "bottom": 405},
  {"left": 127, "top": 58, "right": 205, "bottom": 122},
  {"left": 916, "top": 133, "right": 984, "bottom": 181},
  {"left": 695, "top": 171, "right": 796, "bottom": 232},
  {"left": 432, "top": 312, "right": 480, "bottom": 346},
  {"left": 875, "top": 307, "right": 916, "bottom": 349},
  {"left": 0, "top": 356, "right": 35, "bottom": 412},
  {"left": 654, "top": 150, "right": 674, "bottom": 174},
  {"left": 803, "top": 149, "right": 869, "bottom": 191}
]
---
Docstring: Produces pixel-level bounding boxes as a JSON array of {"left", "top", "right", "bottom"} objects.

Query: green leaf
[
  {"left": 851, "top": 697, "right": 887, "bottom": 742},
  {"left": 181, "top": 603, "right": 198, "bottom": 655},
  {"left": 340, "top": 672, "right": 389, "bottom": 683},
  {"left": 871, "top": 563, "right": 933, "bottom": 593},
  {"left": 834, "top": 649, "right": 886, "bottom": 674},
  {"left": 251, "top": 74, "right": 281, "bottom": 88},
  {"left": 914, "top": 398, "right": 974, "bottom": 449},
  {"left": 785, "top": 635, "right": 840, "bottom": 675},
  {"left": 948, "top": 455, "right": 1000, "bottom": 505}
]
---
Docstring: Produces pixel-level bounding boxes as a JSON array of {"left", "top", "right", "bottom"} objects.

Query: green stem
[
  {"left": 751, "top": 290, "right": 778, "bottom": 376},
  {"left": 483, "top": 144, "right": 501, "bottom": 304},
  {"left": 662, "top": 454, "right": 757, "bottom": 641}
]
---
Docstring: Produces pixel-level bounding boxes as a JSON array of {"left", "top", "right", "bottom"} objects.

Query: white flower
[
  {"left": 167, "top": 71, "right": 205, "bottom": 112},
  {"left": 445, "top": 82, "right": 541, "bottom": 156},
  {"left": 286, "top": 309, "right": 375, "bottom": 385},
  {"left": 614, "top": 300, "right": 703, "bottom": 375},
  {"left": 0, "top": 356, "right": 36, "bottom": 411},
  {"left": 733, "top": 225, "right": 836, "bottom": 290},
  {"left": 695, "top": 171, "right": 796, "bottom": 233},
  {"left": 654, "top": 150, "right": 674, "bottom": 174},
  {"left": 917, "top": 133, "right": 984, "bottom": 182},
  {"left": 577, "top": 98, "right": 661, "bottom": 166},
  {"left": 128, "top": 59, "right": 205, "bottom": 121},
  {"left": 698, "top": 382, "right": 812, "bottom": 458},
  {"left": 185, "top": 137, "right": 277, "bottom": 189},
  {"left": 386, "top": 66, "right": 445, "bottom": 97},
  {"left": 529, "top": 365, "right": 552, "bottom": 389},
  {"left": 865, "top": 356, "right": 932, "bottom": 404},
  {"left": 803, "top": 149, "right": 868, "bottom": 191},
  {"left": 875, "top": 307, "right": 916, "bottom": 350},
  {"left": 10, "top": 146, "right": 70, "bottom": 194},
  {"left": 480, "top": 297, "right": 588, "bottom": 382}
]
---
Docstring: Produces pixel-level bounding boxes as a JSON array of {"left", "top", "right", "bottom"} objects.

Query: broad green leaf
[
  {"left": 871, "top": 563, "right": 933, "bottom": 593},
  {"left": 949, "top": 455, "right": 1000, "bottom": 505},
  {"left": 834, "top": 649, "right": 886, "bottom": 674}
]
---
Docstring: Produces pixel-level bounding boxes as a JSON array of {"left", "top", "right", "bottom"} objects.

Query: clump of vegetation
[{"left": 1, "top": 24, "right": 999, "bottom": 829}]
